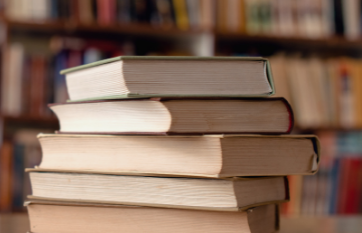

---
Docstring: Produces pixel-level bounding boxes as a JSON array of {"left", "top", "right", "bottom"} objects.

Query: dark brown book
[
  {"left": 0, "top": 141, "right": 13, "bottom": 211},
  {"left": 49, "top": 97, "right": 293, "bottom": 135},
  {"left": 30, "top": 56, "right": 47, "bottom": 117}
]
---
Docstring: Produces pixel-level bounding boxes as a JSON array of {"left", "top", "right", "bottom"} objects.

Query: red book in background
[
  {"left": 0, "top": 141, "right": 13, "bottom": 211},
  {"left": 70, "top": 0, "right": 81, "bottom": 24},
  {"left": 345, "top": 158, "right": 362, "bottom": 214},
  {"left": 337, "top": 157, "right": 362, "bottom": 214},
  {"left": 97, "top": 0, "right": 116, "bottom": 25},
  {"left": 30, "top": 56, "right": 47, "bottom": 117},
  {"left": 337, "top": 158, "right": 349, "bottom": 214}
]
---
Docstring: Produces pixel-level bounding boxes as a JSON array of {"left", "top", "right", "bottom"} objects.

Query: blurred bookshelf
[{"left": 0, "top": 0, "right": 362, "bottom": 223}]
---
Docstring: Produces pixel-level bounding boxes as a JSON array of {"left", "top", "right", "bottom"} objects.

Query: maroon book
[{"left": 339, "top": 158, "right": 362, "bottom": 214}]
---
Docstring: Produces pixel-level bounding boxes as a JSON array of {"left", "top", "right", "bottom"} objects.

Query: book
[
  {"left": 117, "top": 0, "right": 132, "bottom": 23},
  {"left": 185, "top": 0, "right": 199, "bottom": 28},
  {"left": 0, "top": 141, "right": 13, "bottom": 211},
  {"left": 342, "top": 0, "right": 360, "bottom": 39},
  {"left": 36, "top": 134, "right": 319, "bottom": 177},
  {"left": 280, "top": 131, "right": 362, "bottom": 216},
  {"left": 199, "top": 0, "right": 215, "bottom": 30},
  {"left": 49, "top": 97, "right": 293, "bottom": 134},
  {"left": 97, "top": 0, "right": 116, "bottom": 25},
  {"left": 13, "top": 130, "right": 46, "bottom": 211},
  {"left": 26, "top": 201, "right": 279, "bottom": 233},
  {"left": 131, "top": 0, "right": 152, "bottom": 22},
  {"left": 226, "top": 0, "right": 245, "bottom": 33},
  {"left": 173, "top": 0, "right": 189, "bottom": 30},
  {"left": 28, "top": 171, "right": 289, "bottom": 211},
  {"left": 1, "top": 43, "right": 25, "bottom": 116},
  {"left": 60, "top": 56, "right": 275, "bottom": 101}
]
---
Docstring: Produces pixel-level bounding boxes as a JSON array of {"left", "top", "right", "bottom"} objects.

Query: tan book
[
  {"left": 78, "top": 0, "right": 94, "bottom": 24},
  {"left": 49, "top": 97, "right": 293, "bottom": 134},
  {"left": 216, "top": 0, "right": 227, "bottom": 31},
  {"left": 26, "top": 201, "right": 279, "bottom": 233},
  {"left": 28, "top": 171, "right": 289, "bottom": 211},
  {"left": 199, "top": 0, "right": 216, "bottom": 30},
  {"left": 61, "top": 56, "right": 275, "bottom": 101},
  {"left": 36, "top": 134, "right": 320, "bottom": 177}
]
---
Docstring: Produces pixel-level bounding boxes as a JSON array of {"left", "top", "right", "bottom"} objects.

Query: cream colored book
[
  {"left": 49, "top": 97, "right": 293, "bottom": 134},
  {"left": 60, "top": 56, "right": 275, "bottom": 101},
  {"left": 36, "top": 134, "right": 320, "bottom": 177},
  {"left": 28, "top": 171, "right": 289, "bottom": 211},
  {"left": 26, "top": 201, "right": 279, "bottom": 233}
]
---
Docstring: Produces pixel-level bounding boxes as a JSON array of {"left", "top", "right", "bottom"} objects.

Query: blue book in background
[
  {"left": 50, "top": 0, "right": 59, "bottom": 19},
  {"left": 12, "top": 143, "right": 25, "bottom": 210},
  {"left": 329, "top": 157, "right": 341, "bottom": 214},
  {"left": 54, "top": 51, "right": 69, "bottom": 103}
]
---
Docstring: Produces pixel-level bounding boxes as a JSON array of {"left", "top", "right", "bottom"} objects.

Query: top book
[{"left": 61, "top": 56, "right": 275, "bottom": 101}]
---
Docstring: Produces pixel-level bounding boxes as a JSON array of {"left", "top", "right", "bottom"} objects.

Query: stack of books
[{"left": 25, "top": 57, "right": 320, "bottom": 233}]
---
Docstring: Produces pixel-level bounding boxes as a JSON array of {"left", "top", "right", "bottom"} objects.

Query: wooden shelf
[
  {"left": 0, "top": 17, "right": 361, "bottom": 130},
  {"left": 1, "top": 17, "right": 209, "bottom": 39},
  {"left": 2, "top": 16, "right": 362, "bottom": 49},
  {"left": 292, "top": 126, "right": 362, "bottom": 133},
  {"left": 215, "top": 31, "right": 362, "bottom": 50}
]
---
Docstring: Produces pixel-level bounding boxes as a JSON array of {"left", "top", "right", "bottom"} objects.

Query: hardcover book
[
  {"left": 26, "top": 201, "right": 279, "bottom": 233},
  {"left": 28, "top": 171, "right": 289, "bottom": 211},
  {"left": 60, "top": 56, "right": 275, "bottom": 101},
  {"left": 49, "top": 97, "right": 293, "bottom": 134},
  {"left": 36, "top": 134, "right": 319, "bottom": 177}
]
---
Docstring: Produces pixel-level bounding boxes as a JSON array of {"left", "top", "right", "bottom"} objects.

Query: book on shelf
[
  {"left": 1, "top": 43, "right": 25, "bottom": 116},
  {"left": 61, "top": 56, "right": 275, "bottom": 101},
  {"left": 97, "top": 0, "right": 117, "bottom": 25},
  {"left": 4, "top": 0, "right": 210, "bottom": 30},
  {"left": 173, "top": 0, "right": 189, "bottom": 30},
  {"left": 0, "top": 129, "right": 52, "bottom": 212},
  {"left": 5, "top": 0, "right": 362, "bottom": 39},
  {"left": 151, "top": 0, "right": 175, "bottom": 27},
  {"left": 186, "top": 0, "right": 199, "bottom": 28},
  {"left": 26, "top": 201, "right": 279, "bottom": 233},
  {"left": 36, "top": 134, "right": 319, "bottom": 177},
  {"left": 28, "top": 171, "right": 289, "bottom": 211},
  {"left": 49, "top": 97, "right": 293, "bottom": 134},
  {"left": 0, "top": 40, "right": 135, "bottom": 117},
  {"left": 269, "top": 54, "right": 362, "bottom": 129},
  {"left": 0, "top": 141, "right": 13, "bottom": 212},
  {"left": 281, "top": 131, "right": 362, "bottom": 216}
]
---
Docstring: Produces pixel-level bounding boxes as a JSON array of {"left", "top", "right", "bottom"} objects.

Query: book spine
[
  {"left": 11, "top": 143, "right": 25, "bottom": 210},
  {"left": 0, "top": 141, "right": 13, "bottom": 211},
  {"left": 173, "top": 0, "right": 189, "bottom": 30},
  {"left": 97, "top": 0, "right": 116, "bottom": 25}
]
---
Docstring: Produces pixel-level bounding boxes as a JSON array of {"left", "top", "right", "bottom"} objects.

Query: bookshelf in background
[
  {"left": 1, "top": 0, "right": 362, "bottom": 215},
  {"left": 269, "top": 54, "right": 362, "bottom": 216}
]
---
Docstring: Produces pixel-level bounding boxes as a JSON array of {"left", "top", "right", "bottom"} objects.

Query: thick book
[
  {"left": 26, "top": 201, "right": 279, "bottom": 233},
  {"left": 60, "top": 56, "right": 275, "bottom": 101},
  {"left": 49, "top": 97, "right": 293, "bottom": 134},
  {"left": 36, "top": 134, "right": 319, "bottom": 177},
  {"left": 28, "top": 171, "right": 289, "bottom": 211}
]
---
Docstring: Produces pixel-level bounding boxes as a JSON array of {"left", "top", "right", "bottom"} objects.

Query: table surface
[{"left": 1, "top": 214, "right": 362, "bottom": 233}]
